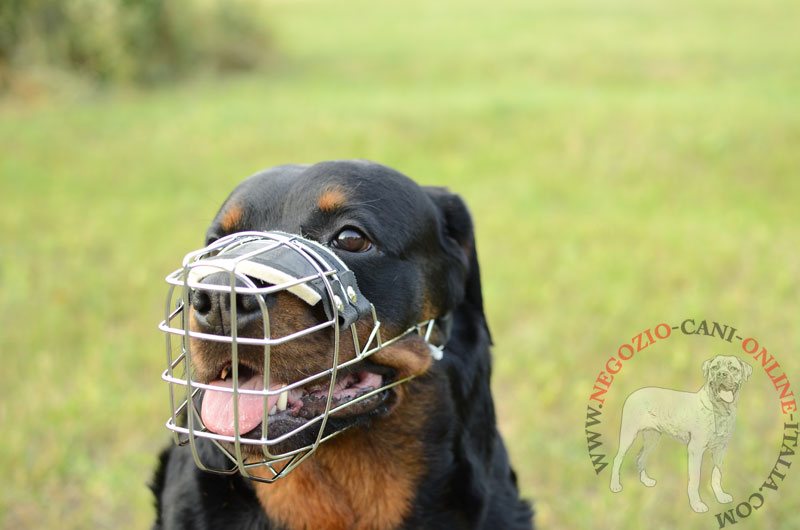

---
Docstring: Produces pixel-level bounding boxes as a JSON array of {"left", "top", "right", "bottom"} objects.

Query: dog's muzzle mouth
[
  {"left": 713, "top": 377, "right": 739, "bottom": 391},
  {"left": 211, "top": 370, "right": 397, "bottom": 462},
  {"left": 201, "top": 361, "right": 395, "bottom": 438},
  {"left": 158, "top": 231, "right": 445, "bottom": 482},
  {"left": 712, "top": 379, "right": 739, "bottom": 403}
]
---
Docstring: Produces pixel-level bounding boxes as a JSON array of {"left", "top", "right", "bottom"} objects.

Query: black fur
[{"left": 151, "top": 160, "right": 533, "bottom": 529}]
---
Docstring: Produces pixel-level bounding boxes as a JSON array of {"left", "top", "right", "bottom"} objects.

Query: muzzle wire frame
[{"left": 159, "top": 231, "right": 441, "bottom": 482}]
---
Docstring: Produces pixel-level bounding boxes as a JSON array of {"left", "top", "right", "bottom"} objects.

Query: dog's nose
[{"left": 190, "top": 271, "right": 266, "bottom": 334}]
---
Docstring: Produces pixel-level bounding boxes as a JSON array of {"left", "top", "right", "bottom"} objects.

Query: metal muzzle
[{"left": 159, "top": 231, "right": 444, "bottom": 482}]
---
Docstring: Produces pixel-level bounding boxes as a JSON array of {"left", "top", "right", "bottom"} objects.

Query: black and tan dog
[{"left": 151, "top": 160, "right": 533, "bottom": 529}]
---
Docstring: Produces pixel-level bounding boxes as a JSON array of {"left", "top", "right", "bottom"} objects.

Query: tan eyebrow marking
[
  {"left": 317, "top": 187, "right": 347, "bottom": 212},
  {"left": 220, "top": 203, "right": 243, "bottom": 231}
]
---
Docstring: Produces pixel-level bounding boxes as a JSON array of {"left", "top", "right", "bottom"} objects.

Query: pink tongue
[{"left": 201, "top": 375, "right": 279, "bottom": 436}]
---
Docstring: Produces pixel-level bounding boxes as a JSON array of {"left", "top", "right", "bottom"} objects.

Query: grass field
[{"left": 2, "top": 0, "right": 799, "bottom": 528}]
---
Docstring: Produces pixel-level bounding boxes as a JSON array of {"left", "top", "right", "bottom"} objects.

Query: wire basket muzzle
[{"left": 158, "top": 231, "right": 399, "bottom": 482}]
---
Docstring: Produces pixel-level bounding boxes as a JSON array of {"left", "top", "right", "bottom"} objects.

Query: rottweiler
[{"left": 151, "top": 160, "right": 533, "bottom": 529}]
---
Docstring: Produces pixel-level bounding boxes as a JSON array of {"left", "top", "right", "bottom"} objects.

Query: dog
[
  {"left": 151, "top": 160, "right": 533, "bottom": 529},
  {"left": 609, "top": 354, "right": 752, "bottom": 513}
]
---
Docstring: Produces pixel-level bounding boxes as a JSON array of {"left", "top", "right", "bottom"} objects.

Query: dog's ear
[
  {"left": 424, "top": 186, "right": 491, "bottom": 343},
  {"left": 702, "top": 358, "right": 712, "bottom": 379},
  {"left": 739, "top": 359, "right": 753, "bottom": 381}
]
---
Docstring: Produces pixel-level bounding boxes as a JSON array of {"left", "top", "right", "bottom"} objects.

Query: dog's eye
[{"left": 332, "top": 228, "right": 372, "bottom": 253}]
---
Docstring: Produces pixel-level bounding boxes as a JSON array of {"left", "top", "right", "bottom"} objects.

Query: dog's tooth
[
  {"left": 221, "top": 367, "right": 229, "bottom": 380},
  {"left": 269, "top": 405, "right": 277, "bottom": 416},
  {"left": 277, "top": 390, "right": 288, "bottom": 411}
]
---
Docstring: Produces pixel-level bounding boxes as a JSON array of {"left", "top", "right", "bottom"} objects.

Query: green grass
[{"left": 2, "top": 0, "right": 799, "bottom": 528}]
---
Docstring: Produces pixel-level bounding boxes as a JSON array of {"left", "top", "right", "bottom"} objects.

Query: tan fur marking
[
  {"left": 420, "top": 292, "right": 437, "bottom": 322},
  {"left": 220, "top": 204, "right": 244, "bottom": 232},
  {"left": 371, "top": 336, "right": 433, "bottom": 380},
  {"left": 253, "top": 375, "right": 432, "bottom": 530},
  {"left": 317, "top": 187, "right": 347, "bottom": 212}
]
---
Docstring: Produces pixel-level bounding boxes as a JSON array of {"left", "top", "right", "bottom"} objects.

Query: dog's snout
[
  {"left": 190, "top": 289, "right": 213, "bottom": 314},
  {"left": 191, "top": 271, "right": 267, "bottom": 334}
]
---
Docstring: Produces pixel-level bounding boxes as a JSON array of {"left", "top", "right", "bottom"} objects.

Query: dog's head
[
  {"left": 702, "top": 355, "right": 752, "bottom": 404},
  {"left": 161, "top": 160, "right": 486, "bottom": 478}
]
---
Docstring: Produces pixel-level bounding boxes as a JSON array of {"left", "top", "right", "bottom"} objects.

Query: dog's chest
[
  {"left": 255, "top": 462, "right": 417, "bottom": 530},
  {"left": 253, "top": 430, "right": 426, "bottom": 530},
  {"left": 711, "top": 408, "right": 737, "bottom": 439}
]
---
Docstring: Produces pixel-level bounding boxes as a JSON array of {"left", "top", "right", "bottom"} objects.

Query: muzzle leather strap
[{"left": 186, "top": 232, "right": 372, "bottom": 328}]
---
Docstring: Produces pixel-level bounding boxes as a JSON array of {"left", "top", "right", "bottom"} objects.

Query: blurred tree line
[{"left": 0, "top": 0, "right": 271, "bottom": 94}]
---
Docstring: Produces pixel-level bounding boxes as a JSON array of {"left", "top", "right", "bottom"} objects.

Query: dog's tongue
[
  {"left": 718, "top": 390, "right": 734, "bottom": 403},
  {"left": 201, "top": 375, "right": 279, "bottom": 436}
]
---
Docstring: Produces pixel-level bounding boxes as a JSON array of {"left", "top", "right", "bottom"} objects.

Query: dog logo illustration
[{"left": 609, "top": 355, "right": 753, "bottom": 513}]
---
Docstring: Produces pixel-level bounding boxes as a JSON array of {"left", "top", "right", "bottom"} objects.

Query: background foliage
[
  {"left": 0, "top": 0, "right": 270, "bottom": 93},
  {"left": 1, "top": 0, "right": 799, "bottom": 528}
]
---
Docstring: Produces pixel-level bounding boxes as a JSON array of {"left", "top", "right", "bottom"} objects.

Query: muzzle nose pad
[
  {"left": 190, "top": 271, "right": 267, "bottom": 333},
  {"left": 185, "top": 232, "right": 373, "bottom": 333}
]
